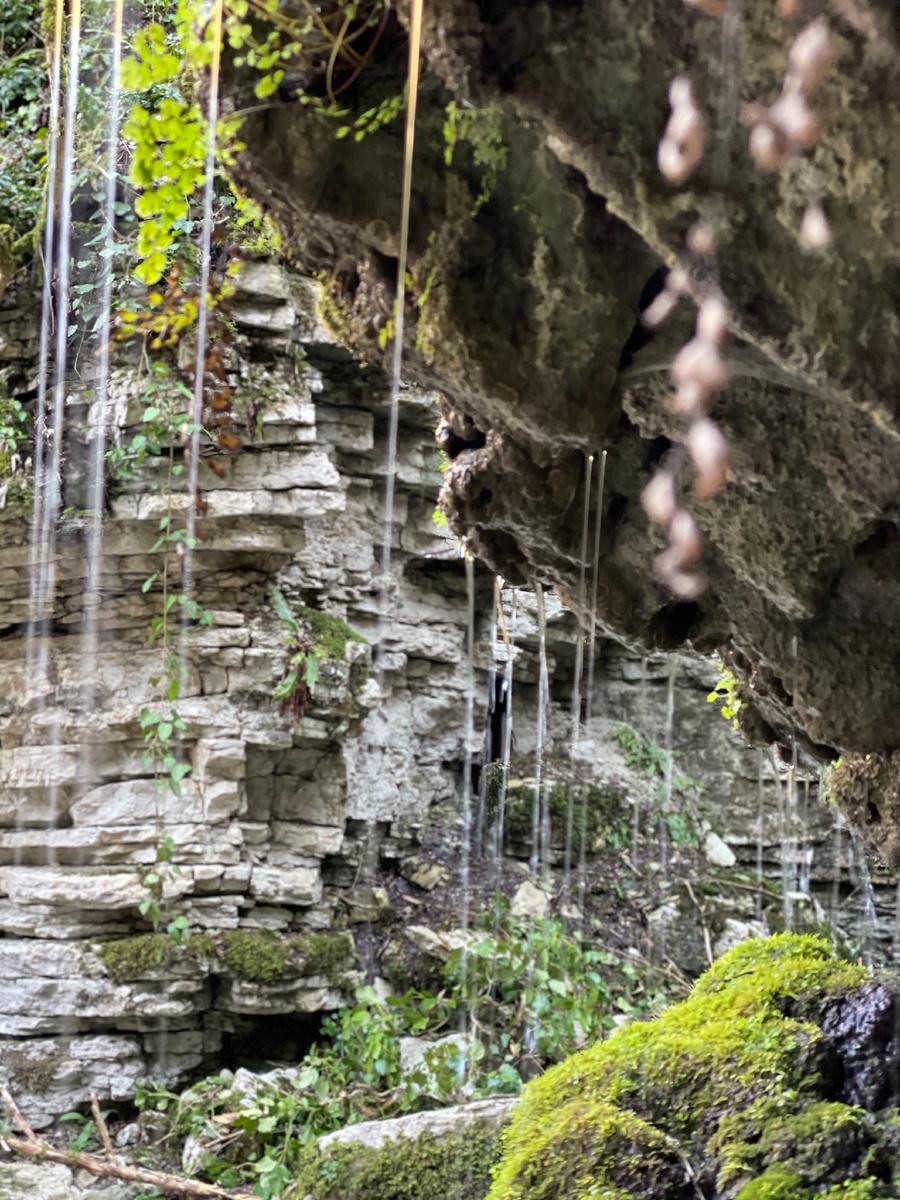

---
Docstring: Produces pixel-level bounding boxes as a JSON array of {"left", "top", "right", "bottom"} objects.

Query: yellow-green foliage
[
  {"left": 290, "top": 1122, "right": 502, "bottom": 1200},
  {"left": 489, "top": 935, "right": 873, "bottom": 1200}
]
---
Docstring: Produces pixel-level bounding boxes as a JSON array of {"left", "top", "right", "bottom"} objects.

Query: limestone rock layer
[{"left": 225, "top": 0, "right": 900, "bottom": 800}]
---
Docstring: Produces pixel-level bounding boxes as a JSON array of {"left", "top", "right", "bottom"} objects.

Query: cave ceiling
[{"left": 224, "top": 0, "right": 900, "bottom": 785}]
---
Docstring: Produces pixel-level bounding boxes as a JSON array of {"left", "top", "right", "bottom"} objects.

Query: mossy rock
[
  {"left": 502, "top": 779, "right": 627, "bottom": 857},
  {"left": 489, "top": 934, "right": 900, "bottom": 1200},
  {"left": 290, "top": 1118, "right": 503, "bottom": 1200},
  {"left": 97, "top": 929, "right": 355, "bottom": 985},
  {"left": 300, "top": 606, "right": 367, "bottom": 660}
]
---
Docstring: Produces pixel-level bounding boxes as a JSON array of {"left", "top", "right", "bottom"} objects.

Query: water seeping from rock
[
  {"left": 583, "top": 450, "right": 607, "bottom": 725},
  {"left": 80, "top": 0, "right": 125, "bottom": 711},
  {"left": 182, "top": 0, "right": 225, "bottom": 613},
  {"left": 376, "top": 0, "right": 423, "bottom": 675},
  {"left": 850, "top": 832, "right": 878, "bottom": 967},
  {"left": 756, "top": 748, "right": 765, "bottom": 921},
  {"left": 457, "top": 549, "right": 477, "bottom": 1085},
  {"left": 492, "top": 583, "right": 516, "bottom": 866},
  {"left": 531, "top": 581, "right": 549, "bottom": 880},
  {"left": 26, "top": 0, "right": 82, "bottom": 863},
  {"left": 564, "top": 452, "right": 594, "bottom": 895}
]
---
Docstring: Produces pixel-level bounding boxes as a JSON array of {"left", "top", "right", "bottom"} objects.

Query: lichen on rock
[{"left": 488, "top": 934, "right": 900, "bottom": 1200}]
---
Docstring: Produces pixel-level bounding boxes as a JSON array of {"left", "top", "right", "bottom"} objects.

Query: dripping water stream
[
  {"left": 564, "top": 451, "right": 593, "bottom": 896},
  {"left": 531, "top": 581, "right": 550, "bottom": 880},
  {"left": 81, "top": 0, "right": 125, "bottom": 711},
  {"left": 375, "top": 0, "right": 423, "bottom": 677}
]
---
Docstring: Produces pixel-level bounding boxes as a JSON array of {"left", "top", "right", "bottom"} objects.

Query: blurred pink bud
[
  {"left": 770, "top": 89, "right": 820, "bottom": 148},
  {"left": 669, "top": 77, "right": 694, "bottom": 109},
  {"left": 749, "top": 122, "right": 786, "bottom": 171},
  {"left": 697, "top": 296, "right": 729, "bottom": 347},
  {"left": 688, "top": 417, "right": 729, "bottom": 497},
  {"left": 800, "top": 203, "right": 832, "bottom": 250},
  {"left": 669, "top": 569, "right": 706, "bottom": 600},
  {"left": 658, "top": 138, "right": 691, "bottom": 185},
  {"left": 688, "top": 222, "right": 716, "bottom": 256},
  {"left": 670, "top": 508, "right": 701, "bottom": 564},
  {"left": 672, "top": 338, "right": 728, "bottom": 393},
  {"left": 788, "top": 18, "right": 834, "bottom": 94},
  {"left": 642, "top": 287, "right": 679, "bottom": 329},
  {"left": 684, "top": 0, "right": 727, "bottom": 14},
  {"left": 668, "top": 380, "right": 707, "bottom": 417},
  {"left": 641, "top": 471, "right": 677, "bottom": 526}
]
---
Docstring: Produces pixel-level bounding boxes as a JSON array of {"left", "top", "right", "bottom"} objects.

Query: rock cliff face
[
  {"left": 0, "top": 259, "right": 885, "bottom": 1127},
  {"left": 222, "top": 0, "right": 900, "bottom": 847}
]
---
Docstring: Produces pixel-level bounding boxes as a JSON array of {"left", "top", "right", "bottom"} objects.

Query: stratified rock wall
[
  {"left": 221, "top": 0, "right": 900, "bottom": 810},
  {"left": 0, "top": 261, "right": 875, "bottom": 1127}
]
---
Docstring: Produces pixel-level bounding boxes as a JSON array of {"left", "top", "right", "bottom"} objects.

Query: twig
[
  {"left": 0, "top": 1125, "right": 257, "bottom": 1200},
  {"left": 684, "top": 879, "right": 714, "bottom": 967},
  {"left": 90, "top": 1093, "right": 116, "bottom": 1159},
  {"left": 0, "top": 1086, "right": 38, "bottom": 1143}
]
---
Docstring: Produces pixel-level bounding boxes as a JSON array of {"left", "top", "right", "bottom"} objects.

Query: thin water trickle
[
  {"left": 82, "top": 0, "right": 126, "bottom": 705},
  {"left": 26, "top": 0, "right": 65, "bottom": 680},
  {"left": 659, "top": 655, "right": 679, "bottom": 882},
  {"left": 18, "top": 0, "right": 65, "bottom": 873},
  {"left": 849, "top": 832, "right": 877, "bottom": 966},
  {"left": 756, "top": 747, "right": 765, "bottom": 921},
  {"left": 532, "top": 582, "right": 550, "bottom": 879},
  {"left": 376, "top": 0, "right": 423, "bottom": 679},
  {"left": 458, "top": 552, "right": 476, "bottom": 1085},
  {"left": 783, "top": 754, "right": 798, "bottom": 932},
  {"left": 182, "top": 0, "right": 225, "bottom": 616},
  {"left": 767, "top": 749, "right": 791, "bottom": 930},
  {"left": 32, "top": 0, "right": 82, "bottom": 858},
  {"left": 565, "top": 451, "right": 594, "bottom": 893},
  {"left": 584, "top": 450, "right": 608, "bottom": 723},
  {"left": 476, "top": 576, "right": 502, "bottom": 857},
  {"left": 830, "top": 771, "right": 844, "bottom": 926},
  {"left": 493, "top": 584, "right": 516, "bottom": 863}
]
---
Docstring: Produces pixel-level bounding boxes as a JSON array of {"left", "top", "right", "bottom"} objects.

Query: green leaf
[
  {"left": 271, "top": 589, "right": 299, "bottom": 633},
  {"left": 304, "top": 653, "right": 320, "bottom": 688}
]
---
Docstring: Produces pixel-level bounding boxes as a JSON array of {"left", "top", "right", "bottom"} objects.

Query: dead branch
[
  {"left": 89, "top": 1093, "right": 117, "bottom": 1159},
  {"left": 0, "top": 1087, "right": 257, "bottom": 1200}
]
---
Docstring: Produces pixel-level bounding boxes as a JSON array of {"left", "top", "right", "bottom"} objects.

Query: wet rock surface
[{"left": 225, "top": 1, "right": 900, "bottom": 854}]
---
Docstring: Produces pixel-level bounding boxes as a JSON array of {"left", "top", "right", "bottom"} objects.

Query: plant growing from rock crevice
[{"left": 270, "top": 589, "right": 366, "bottom": 720}]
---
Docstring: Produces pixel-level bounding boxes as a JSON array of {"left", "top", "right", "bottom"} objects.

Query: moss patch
[
  {"left": 97, "top": 929, "right": 356, "bottom": 985},
  {"left": 300, "top": 606, "right": 367, "bottom": 660},
  {"left": 503, "top": 779, "right": 627, "bottom": 854},
  {"left": 290, "top": 1121, "right": 503, "bottom": 1200},
  {"left": 489, "top": 934, "right": 883, "bottom": 1200},
  {"left": 0, "top": 1044, "right": 61, "bottom": 1097},
  {"left": 98, "top": 932, "right": 173, "bottom": 982}
]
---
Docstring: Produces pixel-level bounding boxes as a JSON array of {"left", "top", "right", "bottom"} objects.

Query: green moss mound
[
  {"left": 300, "top": 607, "right": 367, "bottom": 659},
  {"left": 98, "top": 929, "right": 354, "bottom": 984},
  {"left": 291, "top": 1121, "right": 502, "bottom": 1200},
  {"left": 489, "top": 934, "right": 899, "bottom": 1200}
]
